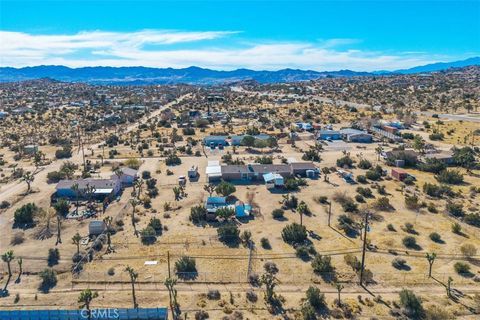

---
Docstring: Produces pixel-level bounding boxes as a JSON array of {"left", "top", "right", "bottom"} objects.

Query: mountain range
[{"left": 0, "top": 57, "right": 479, "bottom": 85}]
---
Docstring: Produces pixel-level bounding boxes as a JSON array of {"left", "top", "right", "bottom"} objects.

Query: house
[
  {"left": 317, "top": 130, "right": 341, "bottom": 140},
  {"left": 205, "top": 196, "right": 228, "bottom": 213},
  {"left": 111, "top": 167, "right": 138, "bottom": 186},
  {"left": 340, "top": 128, "right": 373, "bottom": 143},
  {"left": 391, "top": 168, "right": 408, "bottom": 181},
  {"left": 263, "top": 173, "right": 285, "bottom": 189},
  {"left": 221, "top": 165, "right": 253, "bottom": 181},
  {"left": 423, "top": 151, "right": 455, "bottom": 165},
  {"left": 203, "top": 136, "right": 227, "bottom": 147},
  {"left": 55, "top": 178, "right": 121, "bottom": 200},
  {"left": 206, "top": 161, "right": 222, "bottom": 182},
  {"left": 290, "top": 162, "right": 319, "bottom": 176}
]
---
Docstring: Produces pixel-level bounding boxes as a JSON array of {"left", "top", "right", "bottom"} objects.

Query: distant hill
[
  {"left": 393, "top": 57, "right": 480, "bottom": 74},
  {"left": 0, "top": 57, "right": 478, "bottom": 85}
]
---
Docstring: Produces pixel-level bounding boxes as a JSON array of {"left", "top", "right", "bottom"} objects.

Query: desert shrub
[
  {"left": 355, "top": 194, "right": 364, "bottom": 203},
  {"left": 296, "top": 246, "right": 311, "bottom": 260},
  {"left": 392, "top": 258, "right": 408, "bottom": 269},
  {"left": 195, "top": 310, "right": 209, "bottom": 320},
  {"left": 405, "top": 195, "right": 420, "bottom": 210},
  {"left": 402, "top": 236, "right": 418, "bottom": 249},
  {"left": 140, "top": 226, "right": 156, "bottom": 245},
  {"left": 148, "top": 217, "right": 162, "bottom": 234},
  {"left": 403, "top": 222, "right": 415, "bottom": 234},
  {"left": 175, "top": 256, "right": 197, "bottom": 278},
  {"left": 141, "top": 171, "right": 151, "bottom": 179},
  {"left": 207, "top": 289, "right": 221, "bottom": 300},
  {"left": 14, "top": 203, "right": 37, "bottom": 226},
  {"left": 451, "top": 222, "right": 462, "bottom": 234},
  {"left": 190, "top": 205, "right": 207, "bottom": 224},
  {"left": 435, "top": 169, "right": 464, "bottom": 185},
  {"left": 301, "top": 303, "right": 316, "bottom": 320},
  {"left": 387, "top": 224, "right": 396, "bottom": 232},
  {"left": 425, "top": 305, "right": 453, "bottom": 320},
  {"left": 429, "top": 232, "right": 442, "bottom": 243},
  {"left": 446, "top": 201, "right": 464, "bottom": 217},
  {"left": 217, "top": 223, "right": 240, "bottom": 244},
  {"left": 365, "top": 169, "right": 381, "bottom": 181},
  {"left": 338, "top": 214, "right": 358, "bottom": 236},
  {"left": 0, "top": 200, "right": 10, "bottom": 209},
  {"left": 356, "top": 175, "right": 367, "bottom": 183},
  {"left": 358, "top": 159, "right": 372, "bottom": 169},
  {"left": 464, "top": 213, "right": 480, "bottom": 227},
  {"left": 356, "top": 187, "right": 373, "bottom": 198},
  {"left": 306, "top": 286, "right": 326, "bottom": 309},
  {"left": 47, "top": 171, "right": 67, "bottom": 183},
  {"left": 398, "top": 289, "right": 424, "bottom": 319},
  {"left": 403, "top": 175, "right": 415, "bottom": 185},
  {"left": 10, "top": 232, "right": 25, "bottom": 245},
  {"left": 311, "top": 255, "right": 335, "bottom": 274},
  {"left": 281, "top": 223, "right": 307, "bottom": 245},
  {"left": 373, "top": 197, "right": 393, "bottom": 211},
  {"left": 429, "top": 132, "right": 444, "bottom": 141},
  {"left": 165, "top": 153, "right": 181, "bottom": 166},
  {"left": 285, "top": 177, "right": 306, "bottom": 190},
  {"left": 271, "top": 209, "right": 284, "bottom": 219},
  {"left": 260, "top": 237, "right": 271, "bottom": 249},
  {"left": 246, "top": 290, "right": 258, "bottom": 302},
  {"left": 47, "top": 248, "right": 60, "bottom": 266},
  {"left": 460, "top": 244, "right": 477, "bottom": 258},
  {"left": 454, "top": 262, "right": 470, "bottom": 274},
  {"left": 341, "top": 199, "right": 357, "bottom": 212},
  {"left": 418, "top": 158, "right": 447, "bottom": 174},
  {"left": 39, "top": 268, "right": 57, "bottom": 292},
  {"left": 336, "top": 156, "right": 353, "bottom": 168},
  {"left": 423, "top": 183, "right": 453, "bottom": 198}
]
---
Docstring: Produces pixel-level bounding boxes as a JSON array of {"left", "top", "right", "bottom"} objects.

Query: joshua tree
[
  {"left": 296, "top": 201, "right": 308, "bottom": 226},
  {"left": 17, "top": 257, "right": 23, "bottom": 280},
  {"left": 129, "top": 198, "right": 140, "bottom": 237},
  {"left": 335, "top": 283, "right": 344, "bottom": 307},
  {"left": 426, "top": 252, "right": 437, "bottom": 278},
  {"left": 103, "top": 216, "right": 114, "bottom": 253},
  {"left": 321, "top": 167, "right": 330, "bottom": 182},
  {"left": 133, "top": 179, "right": 144, "bottom": 198},
  {"left": 54, "top": 199, "right": 69, "bottom": 245},
  {"left": 446, "top": 277, "right": 453, "bottom": 299},
  {"left": 71, "top": 183, "right": 81, "bottom": 215},
  {"left": 2, "top": 250, "right": 14, "bottom": 278},
  {"left": 203, "top": 184, "right": 215, "bottom": 197},
  {"left": 78, "top": 288, "right": 98, "bottom": 320},
  {"left": 84, "top": 184, "right": 96, "bottom": 212},
  {"left": 164, "top": 277, "right": 180, "bottom": 318},
  {"left": 72, "top": 233, "right": 82, "bottom": 256},
  {"left": 22, "top": 172, "right": 35, "bottom": 194},
  {"left": 260, "top": 262, "right": 279, "bottom": 305},
  {"left": 125, "top": 266, "right": 138, "bottom": 308},
  {"left": 375, "top": 146, "right": 383, "bottom": 161}
]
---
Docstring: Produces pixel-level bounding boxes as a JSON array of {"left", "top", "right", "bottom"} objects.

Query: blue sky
[{"left": 1, "top": 0, "right": 479, "bottom": 70}]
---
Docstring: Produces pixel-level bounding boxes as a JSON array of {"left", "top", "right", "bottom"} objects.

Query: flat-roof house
[
  {"left": 317, "top": 130, "right": 341, "bottom": 140},
  {"left": 203, "top": 136, "right": 228, "bottom": 147},
  {"left": 56, "top": 178, "right": 121, "bottom": 200},
  {"left": 290, "top": 162, "right": 319, "bottom": 176},
  {"left": 423, "top": 151, "right": 455, "bottom": 165}
]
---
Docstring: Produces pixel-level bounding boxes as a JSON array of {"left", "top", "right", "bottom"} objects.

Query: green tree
[
  {"left": 215, "top": 181, "right": 236, "bottom": 197},
  {"left": 2, "top": 250, "right": 14, "bottom": 278}
]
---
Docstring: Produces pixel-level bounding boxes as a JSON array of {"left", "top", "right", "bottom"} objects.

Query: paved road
[
  {"left": 0, "top": 94, "right": 190, "bottom": 204},
  {"left": 416, "top": 111, "right": 480, "bottom": 123}
]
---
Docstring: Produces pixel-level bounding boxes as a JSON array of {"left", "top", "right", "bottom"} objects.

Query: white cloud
[{"left": 0, "top": 29, "right": 462, "bottom": 71}]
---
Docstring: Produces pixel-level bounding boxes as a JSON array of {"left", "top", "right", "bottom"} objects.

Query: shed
[
  {"left": 391, "top": 168, "right": 408, "bottom": 181},
  {"left": 89, "top": 220, "right": 106, "bottom": 236},
  {"left": 206, "top": 161, "right": 222, "bottom": 182}
]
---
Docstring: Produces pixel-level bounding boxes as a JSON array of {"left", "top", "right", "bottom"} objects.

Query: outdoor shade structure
[{"left": 0, "top": 308, "right": 168, "bottom": 320}]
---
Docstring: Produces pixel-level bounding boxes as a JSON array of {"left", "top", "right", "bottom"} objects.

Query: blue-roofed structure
[
  {"left": 203, "top": 136, "right": 227, "bottom": 147},
  {"left": 205, "top": 196, "right": 227, "bottom": 213},
  {"left": 0, "top": 307, "right": 168, "bottom": 320}
]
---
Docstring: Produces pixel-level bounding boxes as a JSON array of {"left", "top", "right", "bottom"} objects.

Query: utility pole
[{"left": 359, "top": 212, "right": 370, "bottom": 286}]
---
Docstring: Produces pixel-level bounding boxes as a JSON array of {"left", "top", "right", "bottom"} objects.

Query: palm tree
[
  {"left": 17, "top": 257, "right": 23, "bottom": 280},
  {"left": 72, "top": 233, "right": 82, "bottom": 256},
  {"left": 78, "top": 289, "right": 98, "bottom": 320},
  {"left": 22, "top": 172, "right": 35, "bottom": 194},
  {"left": 426, "top": 252, "right": 437, "bottom": 278},
  {"left": 296, "top": 201, "right": 308, "bottom": 226},
  {"left": 125, "top": 266, "right": 138, "bottom": 308}
]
